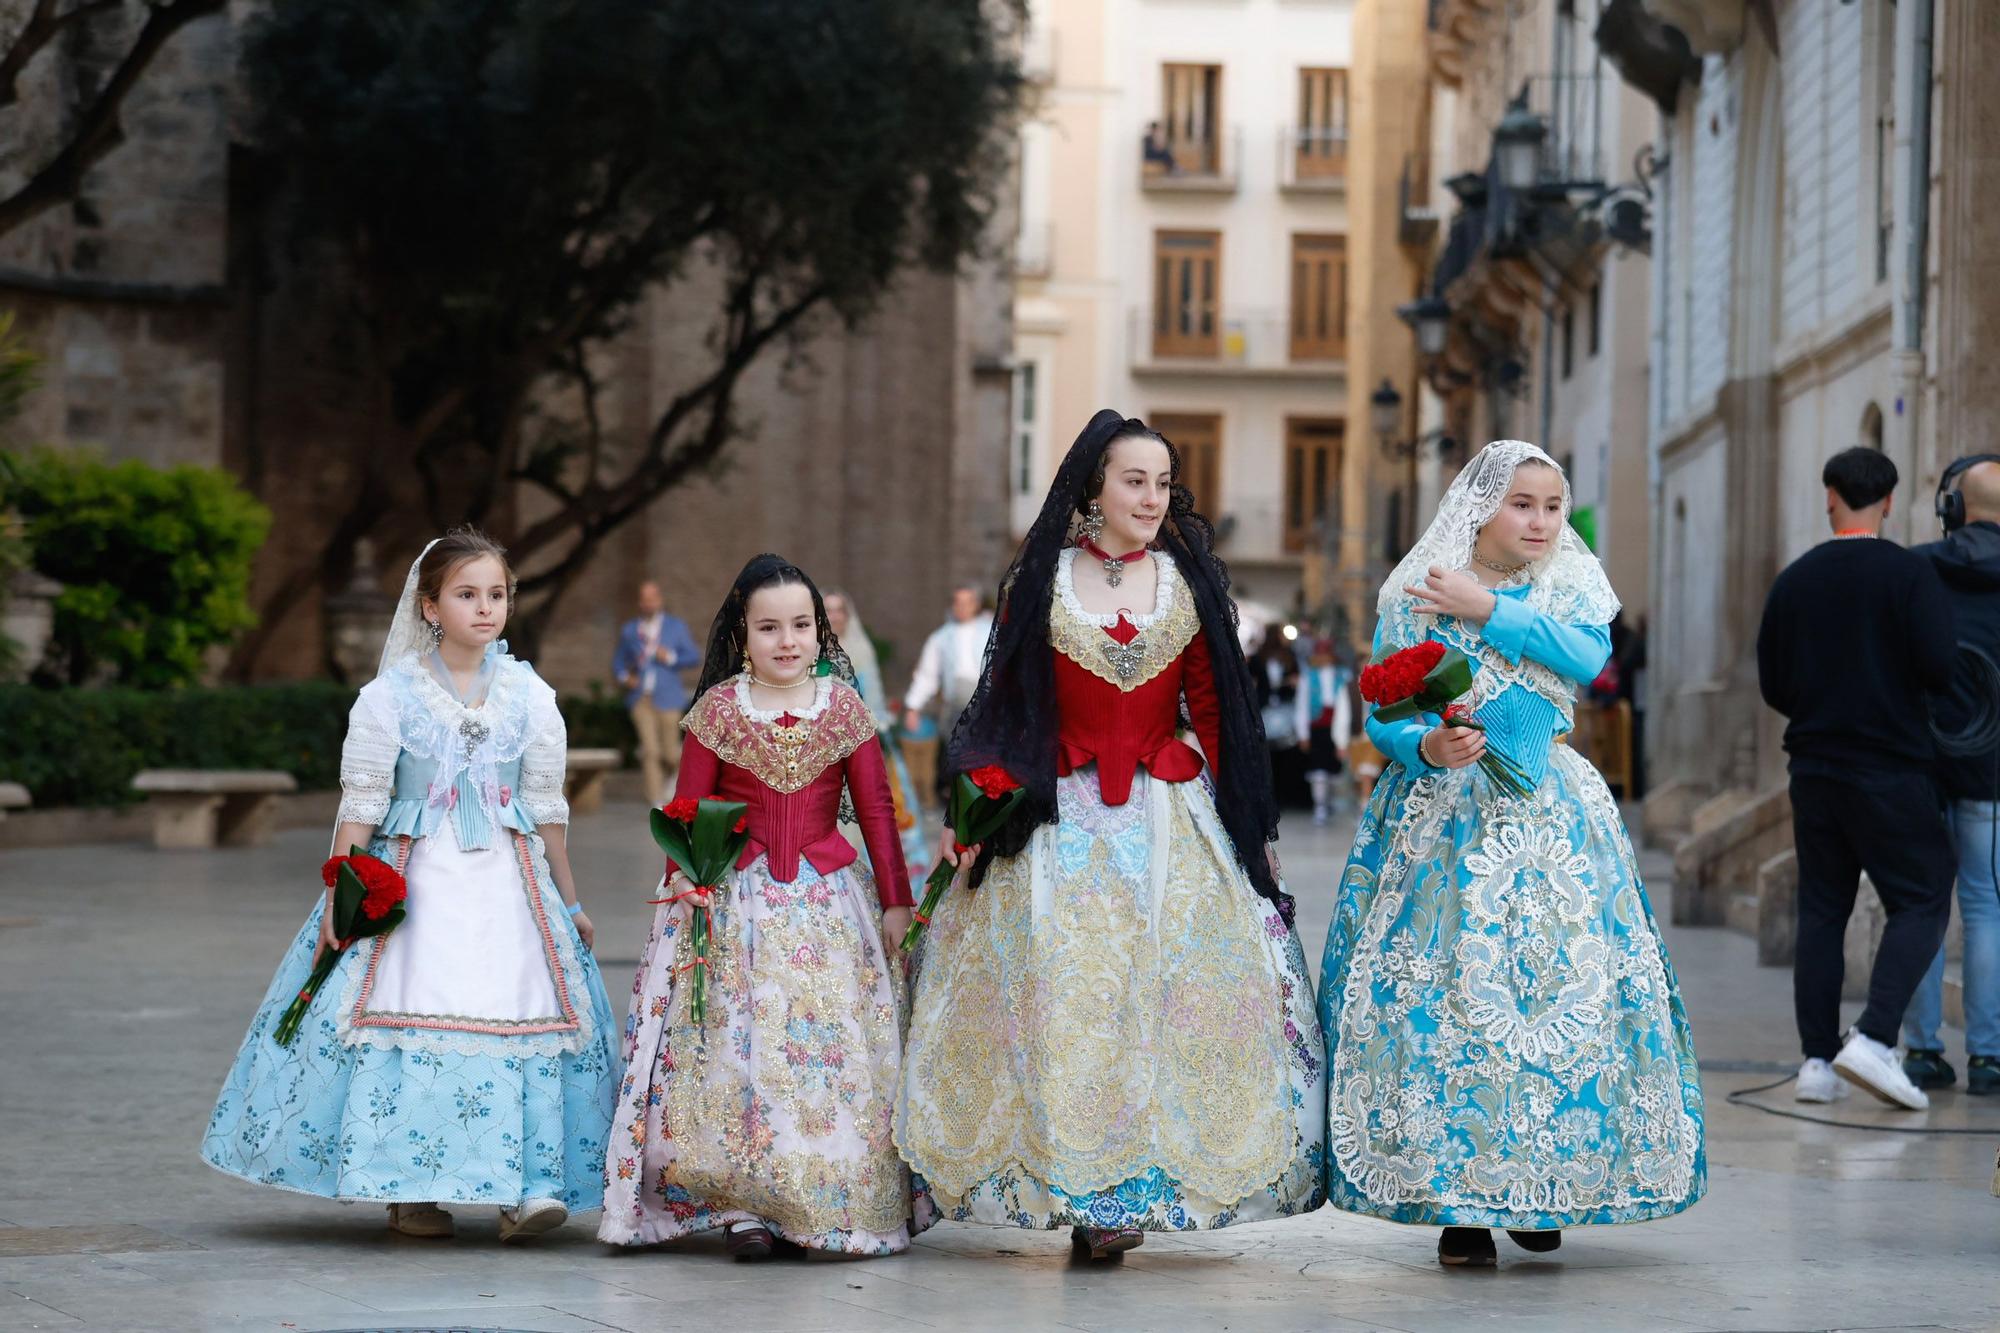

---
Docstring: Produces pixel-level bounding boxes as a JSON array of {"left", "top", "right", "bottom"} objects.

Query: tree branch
[
  {"left": 0, "top": 0, "right": 125, "bottom": 106},
  {"left": 509, "top": 276, "right": 828, "bottom": 579},
  {"left": 0, "top": 0, "right": 226, "bottom": 237}
]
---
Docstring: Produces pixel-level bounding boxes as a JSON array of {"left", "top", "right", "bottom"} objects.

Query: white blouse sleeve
[
  {"left": 518, "top": 693, "right": 570, "bottom": 826},
  {"left": 336, "top": 693, "right": 399, "bottom": 828}
]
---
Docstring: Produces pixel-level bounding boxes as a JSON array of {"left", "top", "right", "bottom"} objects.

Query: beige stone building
[
  {"left": 1010, "top": 0, "right": 1357, "bottom": 635},
  {"left": 1388, "top": 0, "right": 1657, "bottom": 643},
  {"left": 0, "top": 7, "right": 1016, "bottom": 695}
]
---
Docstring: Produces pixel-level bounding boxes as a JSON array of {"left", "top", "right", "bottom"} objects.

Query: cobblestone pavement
[{"left": 2, "top": 799, "right": 1996, "bottom": 1332}]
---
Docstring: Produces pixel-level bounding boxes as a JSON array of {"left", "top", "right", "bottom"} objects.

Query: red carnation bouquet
[
  {"left": 901, "top": 764, "right": 1027, "bottom": 952},
  {"left": 1361, "top": 643, "right": 1536, "bottom": 797},
  {"left": 273, "top": 848, "right": 408, "bottom": 1047},
  {"left": 648, "top": 795, "right": 750, "bottom": 1025}
]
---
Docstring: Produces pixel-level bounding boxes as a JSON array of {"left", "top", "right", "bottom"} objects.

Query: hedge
[{"left": 1, "top": 682, "right": 638, "bottom": 809}]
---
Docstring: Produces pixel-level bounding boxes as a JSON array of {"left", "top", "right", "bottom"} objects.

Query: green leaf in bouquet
[
  {"left": 691, "top": 797, "right": 748, "bottom": 874},
  {"left": 1425, "top": 649, "right": 1475, "bottom": 697},
  {"left": 649, "top": 807, "right": 696, "bottom": 872},
  {"left": 965, "top": 788, "right": 1027, "bottom": 843},
  {"left": 1372, "top": 696, "right": 1424, "bottom": 724},
  {"left": 333, "top": 859, "right": 368, "bottom": 932}
]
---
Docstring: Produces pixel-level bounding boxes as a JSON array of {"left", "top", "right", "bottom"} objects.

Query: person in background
[
  {"left": 613, "top": 580, "right": 701, "bottom": 807},
  {"left": 1757, "top": 446, "right": 1957, "bottom": 1110},
  {"left": 1902, "top": 457, "right": 2000, "bottom": 1096},
  {"left": 902, "top": 585, "right": 994, "bottom": 804},
  {"left": 1294, "top": 638, "right": 1351, "bottom": 826}
]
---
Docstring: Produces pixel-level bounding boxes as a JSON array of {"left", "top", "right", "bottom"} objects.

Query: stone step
[{"left": 1725, "top": 889, "right": 1761, "bottom": 938}]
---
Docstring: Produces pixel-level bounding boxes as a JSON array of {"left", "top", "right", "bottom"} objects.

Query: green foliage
[
  {"left": 0, "top": 310, "right": 37, "bottom": 431},
  {"left": 1, "top": 681, "right": 632, "bottom": 807},
  {"left": 0, "top": 680, "right": 352, "bottom": 807},
  {"left": 560, "top": 683, "right": 638, "bottom": 764},
  {"left": 0, "top": 449, "right": 272, "bottom": 686}
]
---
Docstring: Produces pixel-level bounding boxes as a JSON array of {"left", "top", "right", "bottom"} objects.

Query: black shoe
[
  {"left": 1507, "top": 1229, "right": 1562, "bottom": 1254},
  {"left": 1969, "top": 1055, "right": 2000, "bottom": 1096},
  {"left": 1903, "top": 1048, "right": 1957, "bottom": 1090},
  {"left": 725, "top": 1222, "right": 775, "bottom": 1260},
  {"left": 1438, "top": 1227, "right": 1496, "bottom": 1267}
]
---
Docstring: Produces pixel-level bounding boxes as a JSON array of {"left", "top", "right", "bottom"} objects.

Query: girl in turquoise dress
[
  {"left": 1318, "top": 441, "right": 1705, "bottom": 1267},
  {"left": 202, "top": 531, "right": 616, "bottom": 1241}
]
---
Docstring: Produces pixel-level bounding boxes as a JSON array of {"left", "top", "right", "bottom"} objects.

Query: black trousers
[{"left": 1789, "top": 771, "right": 1956, "bottom": 1060}]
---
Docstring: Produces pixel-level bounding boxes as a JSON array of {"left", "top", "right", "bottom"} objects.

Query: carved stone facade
[{"left": 1, "top": 8, "right": 1015, "bottom": 696}]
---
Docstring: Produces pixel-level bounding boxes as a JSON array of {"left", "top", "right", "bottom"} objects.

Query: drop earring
[
  {"left": 424, "top": 618, "right": 443, "bottom": 652},
  {"left": 1081, "top": 501, "right": 1106, "bottom": 544}
]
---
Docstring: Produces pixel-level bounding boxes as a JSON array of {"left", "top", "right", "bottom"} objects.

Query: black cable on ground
[{"left": 1724, "top": 1075, "right": 2000, "bottom": 1135}]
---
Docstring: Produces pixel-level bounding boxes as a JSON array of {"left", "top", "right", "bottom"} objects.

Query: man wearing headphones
[
  {"left": 1901, "top": 455, "right": 2000, "bottom": 1095},
  {"left": 1757, "top": 447, "right": 1957, "bottom": 1109}
]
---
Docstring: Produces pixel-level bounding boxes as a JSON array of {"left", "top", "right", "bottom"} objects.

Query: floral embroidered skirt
[
  {"left": 1318, "top": 745, "right": 1706, "bottom": 1230},
  {"left": 896, "top": 768, "right": 1326, "bottom": 1231},
  {"left": 598, "top": 855, "right": 932, "bottom": 1255},
  {"left": 200, "top": 829, "right": 617, "bottom": 1208}
]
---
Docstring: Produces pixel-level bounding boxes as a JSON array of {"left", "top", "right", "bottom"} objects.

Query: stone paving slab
[{"left": 3, "top": 800, "right": 1997, "bottom": 1332}]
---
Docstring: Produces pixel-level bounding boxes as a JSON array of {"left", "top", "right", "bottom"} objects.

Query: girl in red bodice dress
[
  {"left": 895, "top": 412, "right": 1326, "bottom": 1259},
  {"left": 598, "top": 555, "right": 933, "bottom": 1258}
]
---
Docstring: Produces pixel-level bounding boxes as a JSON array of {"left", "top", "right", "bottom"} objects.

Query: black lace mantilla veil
[
  {"left": 946, "top": 409, "right": 1283, "bottom": 900},
  {"left": 688, "top": 553, "right": 857, "bottom": 712}
]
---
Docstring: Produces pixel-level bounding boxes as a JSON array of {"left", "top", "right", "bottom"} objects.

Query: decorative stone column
[
  {"left": 324, "top": 538, "right": 396, "bottom": 683},
  {"left": 2, "top": 567, "right": 62, "bottom": 683}
]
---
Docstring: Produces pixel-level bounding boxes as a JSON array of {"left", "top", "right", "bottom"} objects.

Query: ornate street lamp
[
  {"left": 1370, "top": 378, "right": 1405, "bottom": 457},
  {"left": 1493, "top": 91, "right": 1548, "bottom": 193},
  {"left": 1399, "top": 296, "right": 1452, "bottom": 357}
]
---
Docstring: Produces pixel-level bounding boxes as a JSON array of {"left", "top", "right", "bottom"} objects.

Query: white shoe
[
  {"left": 1833, "top": 1029, "right": 1930, "bottom": 1110},
  {"left": 1794, "top": 1058, "right": 1847, "bottom": 1103},
  {"left": 497, "top": 1196, "right": 568, "bottom": 1243},
  {"left": 386, "top": 1202, "right": 455, "bottom": 1238}
]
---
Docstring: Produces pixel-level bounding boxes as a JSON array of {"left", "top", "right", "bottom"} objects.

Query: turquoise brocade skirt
[{"left": 1317, "top": 743, "right": 1706, "bottom": 1230}]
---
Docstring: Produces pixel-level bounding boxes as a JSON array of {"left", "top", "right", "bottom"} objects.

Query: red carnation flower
[
  {"left": 967, "top": 765, "right": 1021, "bottom": 800},
  {"left": 320, "top": 855, "right": 350, "bottom": 888},
  {"left": 733, "top": 814, "right": 748, "bottom": 834},
  {"left": 663, "top": 797, "right": 701, "bottom": 823}
]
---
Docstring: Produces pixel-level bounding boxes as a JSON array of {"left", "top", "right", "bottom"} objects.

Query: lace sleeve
[
  {"left": 519, "top": 695, "right": 570, "bottom": 825},
  {"left": 337, "top": 694, "right": 399, "bottom": 827}
]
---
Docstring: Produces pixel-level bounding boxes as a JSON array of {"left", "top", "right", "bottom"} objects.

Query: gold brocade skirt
[
  {"left": 894, "top": 767, "right": 1327, "bottom": 1229},
  {"left": 597, "top": 855, "right": 934, "bottom": 1253}
]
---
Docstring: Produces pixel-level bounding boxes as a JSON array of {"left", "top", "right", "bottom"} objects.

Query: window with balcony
[
  {"left": 1284, "top": 417, "right": 1342, "bottom": 553},
  {"left": 1290, "top": 68, "right": 1348, "bottom": 185},
  {"left": 1147, "top": 63, "right": 1224, "bottom": 179},
  {"left": 1152, "top": 230, "right": 1221, "bottom": 359},
  {"left": 1152, "top": 412, "right": 1222, "bottom": 513},
  {"left": 1289, "top": 234, "right": 1346, "bottom": 362},
  {"left": 1010, "top": 362, "right": 1040, "bottom": 496}
]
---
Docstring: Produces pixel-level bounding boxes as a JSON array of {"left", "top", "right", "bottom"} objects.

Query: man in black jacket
[
  {"left": 1900, "top": 459, "right": 2000, "bottom": 1095},
  {"left": 1757, "top": 447, "right": 1956, "bottom": 1110}
]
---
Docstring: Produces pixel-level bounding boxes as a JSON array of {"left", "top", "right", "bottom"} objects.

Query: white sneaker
[
  {"left": 385, "top": 1202, "right": 455, "bottom": 1237},
  {"left": 497, "top": 1196, "right": 568, "bottom": 1243},
  {"left": 1794, "top": 1058, "right": 1847, "bottom": 1103},
  {"left": 1832, "top": 1029, "right": 1930, "bottom": 1110}
]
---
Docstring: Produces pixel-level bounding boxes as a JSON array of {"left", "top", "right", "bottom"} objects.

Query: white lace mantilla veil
[
  {"left": 829, "top": 590, "right": 890, "bottom": 729},
  {"left": 1374, "top": 440, "right": 1620, "bottom": 660},
  {"left": 376, "top": 537, "right": 443, "bottom": 681},
  {"left": 330, "top": 539, "right": 441, "bottom": 854}
]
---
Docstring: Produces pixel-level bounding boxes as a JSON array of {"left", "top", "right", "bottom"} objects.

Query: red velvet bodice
[{"left": 672, "top": 683, "right": 914, "bottom": 908}]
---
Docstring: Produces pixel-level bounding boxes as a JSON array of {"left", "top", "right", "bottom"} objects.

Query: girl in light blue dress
[
  {"left": 1318, "top": 442, "right": 1704, "bottom": 1267},
  {"left": 202, "top": 531, "right": 616, "bottom": 1241}
]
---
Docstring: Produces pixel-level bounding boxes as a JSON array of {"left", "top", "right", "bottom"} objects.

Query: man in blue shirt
[{"left": 613, "top": 580, "right": 702, "bottom": 806}]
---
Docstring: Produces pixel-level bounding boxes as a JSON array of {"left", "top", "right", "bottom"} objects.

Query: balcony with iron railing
[
  {"left": 1128, "top": 305, "right": 1346, "bottom": 380},
  {"left": 1140, "top": 125, "right": 1242, "bottom": 193},
  {"left": 1279, "top": 128, "right": 1348, "bottom": 193}
]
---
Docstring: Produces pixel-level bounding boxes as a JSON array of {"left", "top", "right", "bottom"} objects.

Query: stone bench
[
  {"left": 131, "top": 770, "right": 299, "bottom": 849},
  {"left": 564, "top": 748, "right": 622, "bottom": 817},
  {"left": 0, "top": 782, "right": 29, "bottom": 820}
]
